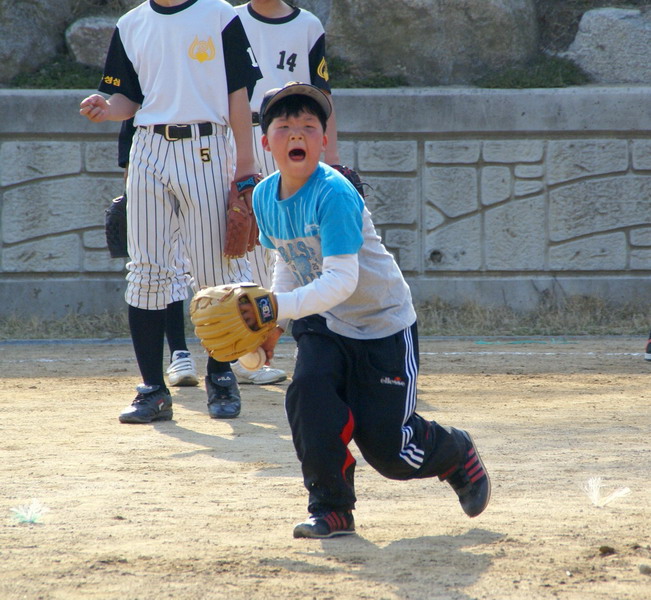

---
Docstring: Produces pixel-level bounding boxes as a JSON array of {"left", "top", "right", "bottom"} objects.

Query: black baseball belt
[{"left": 147, "top": 122, "right": 213, "bottom": 141}]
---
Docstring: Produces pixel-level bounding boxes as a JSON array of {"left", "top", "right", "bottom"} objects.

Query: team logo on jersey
[
  {"left": 317, "top": 57, "right": 329, "bottom": 81},
  {"left": 188, "top": 36, "right": 216, "bottom": 63},
  {"left": 102, "top": 75, "right": 121, "bottom": 87},
  {"left": 316, "top": 57, "right": 330, "bottom": 81}
]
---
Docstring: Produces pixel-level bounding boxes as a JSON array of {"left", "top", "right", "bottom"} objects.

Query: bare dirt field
[{"left": 1, "top": 336, "right": 650, "bottom": 600}]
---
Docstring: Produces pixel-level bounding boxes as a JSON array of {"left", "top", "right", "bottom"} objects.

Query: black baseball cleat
[
  {"left": 439, "top": 430, "right": 491, "bottom": 518},
  {"left": 205, "top": 372, "right": 241, "bottom": 419},
  {"left": 645, "top": 332, "right": 651, "bottom": 361},
  {"left": 119, "top": 384, "right": 173, "bottom": 424},
  {"left": 293, "top": 511, "right": 355, "bottom": 539}
]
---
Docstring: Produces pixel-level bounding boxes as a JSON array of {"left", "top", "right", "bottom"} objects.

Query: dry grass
[
  {"left": 417, "top": 296, "right": 650, "bottom": 337},
  {"left": 0, "top": 311, "right": 132, "bottom": 341},
  {"left": 0, "top": 296, "right": 648, "bottom": 341}
]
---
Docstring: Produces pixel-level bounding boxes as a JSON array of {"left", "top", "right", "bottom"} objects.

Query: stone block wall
[{"left": 0, "top": 88, "right": 650, "bottom": 318}]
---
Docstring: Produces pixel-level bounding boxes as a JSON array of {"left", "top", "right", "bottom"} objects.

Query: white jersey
[
  {"left": 234, "top": 4, "right": 330, "bottom": 114},
  {"left": 100, "top": 0, "right": 259, "bottom": 126}
]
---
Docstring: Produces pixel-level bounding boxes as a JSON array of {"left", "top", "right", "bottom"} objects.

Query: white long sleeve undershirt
[{"left": 271, "top": 253, "right": 360, "bottom": 329}]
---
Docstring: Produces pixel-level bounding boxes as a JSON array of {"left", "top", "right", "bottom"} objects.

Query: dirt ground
[{"left": 1, "top": 336, "right": 650, "bottom": 600}]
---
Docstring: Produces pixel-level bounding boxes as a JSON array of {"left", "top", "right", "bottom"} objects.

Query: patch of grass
[
  {"left": 416, "top": 295, "right": 649, "bottom": 337},
  {"left": 1, "top": 296, "right": 648, "bottom": 341},
  {"left": 0, "top": 311, "right": 131, "bottom": 341},
  {"left": 474, "top": 54, "right": 591, "bottom": 89},
  {"left": 8, "top": 53, "right": 102, "bottom": 89}
]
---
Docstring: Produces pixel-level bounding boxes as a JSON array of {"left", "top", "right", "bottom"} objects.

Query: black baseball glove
[
  {"left": 105, "top": 194, "right": 128, "bottom": 258},
  {"left": 331, "top": 164, "right": 367, "bottom": 198}
]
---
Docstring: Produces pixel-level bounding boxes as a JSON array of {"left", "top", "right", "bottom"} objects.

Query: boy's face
[{"left": 262, "top": 109, "right": 327, "bottom": 184}]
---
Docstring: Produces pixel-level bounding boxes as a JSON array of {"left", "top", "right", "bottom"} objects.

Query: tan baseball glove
[
  {"left": 223, "top": 174, "right": 262, "bottom": 259},
  {"left": 189, "top": 283, "right": 278, "bottom": 362}
]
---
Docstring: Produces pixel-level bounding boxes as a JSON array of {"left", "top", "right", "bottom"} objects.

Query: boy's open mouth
[{"left": 289, "top": 148, "right": 306, "bottom": 160}]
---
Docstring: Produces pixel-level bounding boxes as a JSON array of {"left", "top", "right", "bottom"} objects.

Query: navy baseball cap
[{"left": 259, "top": 82, "right": 332, "bottom": 126}]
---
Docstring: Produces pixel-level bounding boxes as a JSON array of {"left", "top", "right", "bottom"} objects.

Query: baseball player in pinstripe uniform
[
  {"left": 117, "top": 118, "right": 199, "bottom": 388},
  {"left": 245, "top": 83, "right": 491, "bottom": 538},
  {"left": 80, "top": 0, "right": 261, "bottom": 423}
]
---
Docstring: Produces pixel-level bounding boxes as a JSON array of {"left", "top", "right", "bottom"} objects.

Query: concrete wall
[{"left": 1, "top": 88, "right": 650, "bottom": 318}]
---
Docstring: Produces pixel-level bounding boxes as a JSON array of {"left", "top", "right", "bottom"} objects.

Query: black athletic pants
[{"left": 287, "top": 315, "right": 467, "bottom": 515}]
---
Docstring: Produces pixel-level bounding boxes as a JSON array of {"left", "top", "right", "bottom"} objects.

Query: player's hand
[
  {"left": 260, "top": 326, "right": 283, "bottom": 364},
  {"left": 239, "top": 296, "right": 275, "bottom": 330},
  {"left": 238, "top": 301, "right": 255, "bottom": 329},
  {"left": 79, "top": 94, "right": 110, "bottom": 122}
]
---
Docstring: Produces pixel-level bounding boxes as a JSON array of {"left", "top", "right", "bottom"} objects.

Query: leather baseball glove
[
  {"left": 223, "top": 174, "right": 262, "bottom": 259},
  {"left": 189, "top": 283, "right": 278, "bottom": 362},
  {"left": 331, "top": 164, "right": 367, "bottom": 198},
  {"left": 105, "top": 195, "right": 128, "bottom": 258}
]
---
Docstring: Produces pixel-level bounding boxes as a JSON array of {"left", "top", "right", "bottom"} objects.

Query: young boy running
[{"left": 247, "top": 82, "right": 491, "bottom": 539}]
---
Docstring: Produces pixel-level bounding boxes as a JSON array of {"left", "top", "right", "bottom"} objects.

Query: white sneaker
[
  {"left": 167, "top": 350, "right": 199, "bottom": 387},
  {"left": 232, "top": 360, "right": 287, "bottom": 385}
]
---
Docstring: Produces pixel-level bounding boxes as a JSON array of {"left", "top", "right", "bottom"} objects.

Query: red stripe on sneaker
[
  {"left": 465, "top": 454, "right": 478, "bottom": 469},
  {"left": 467, "top": 463, "right": 482, "bottom": 478},
  {"left": 324, "top": 512, "right": 343, "bottom": 531},
  {"left": 470, "top": 469, "right": 485, "bottom": 483}
]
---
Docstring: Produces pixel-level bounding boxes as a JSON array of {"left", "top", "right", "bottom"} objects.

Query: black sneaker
[
  {"left": 439, "top": 430, "right": 491, "bottom": 518},
  {"left": 645, "top": 333, "right": 651, "bottom": 361},
  {"left": 119, "top": 384, "right": 173, "bottom": 424},
  {"left": 293, "top": 511, "right": 355, "bottom": 539},
  {"left": 205, "top": 372, "right": 241, "bottom": 419}
]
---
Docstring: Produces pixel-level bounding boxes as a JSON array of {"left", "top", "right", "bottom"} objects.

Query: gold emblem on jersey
[
  {"left": 103, "top": 75, "right": 121, "bottom": 87},
  {"left": 317, "top": 57, "right": 329, "bottom": 81},
  {"left": 188, "top": 36, "right": 216, "bottom": 63}
]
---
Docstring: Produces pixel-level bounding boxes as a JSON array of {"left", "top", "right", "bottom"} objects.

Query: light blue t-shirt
[{"left": 253, "top": 163, "right": 416, "bottom": 339}]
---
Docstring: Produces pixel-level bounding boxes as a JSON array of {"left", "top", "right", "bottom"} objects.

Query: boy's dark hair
[{"left": 261, "top": 95, "right": 328, "bottom": 134}]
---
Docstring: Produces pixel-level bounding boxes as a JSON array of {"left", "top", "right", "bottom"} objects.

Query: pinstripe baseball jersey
[
  {"left": 253, "top": 163, "right": 416, "bottom": 339},
  {"left": 100, "top": 0, "right": 260, "bottom": 126}
]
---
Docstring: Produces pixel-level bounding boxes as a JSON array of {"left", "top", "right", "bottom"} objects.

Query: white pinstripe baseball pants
[{"left": 125, "top": 124, "right": 251, "bottom": 310}]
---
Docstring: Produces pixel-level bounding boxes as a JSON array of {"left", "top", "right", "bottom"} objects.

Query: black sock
[
  {"left": 207, "top": 356, "right": 232, "bottom": 376},
  {"left": 165, "top": 300, "right": 188, "bottom": 356},
  {"left": 128, "top": 305, "right": 166, "bottom": 388}
]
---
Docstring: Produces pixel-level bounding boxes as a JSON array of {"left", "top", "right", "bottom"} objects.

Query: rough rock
[
  {"left": 66, "top": 16, "right": 119, "bottom": 70},
  {"left": 564, "top": 8, "right": 651, "bottom": 84},
  {"left": 296, "top": 0, "right": 331, "bottom": 25},
  {"left": 326, "top": 0, "right": 538, "bottom": 86},
  {"left": 0, "top": 0, "right": 74, "bottom": 84}
]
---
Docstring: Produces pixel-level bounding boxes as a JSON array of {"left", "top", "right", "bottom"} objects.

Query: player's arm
[
  {"left": 240, "top": 254, "right": 359, "bottom": 363},
  {"left": 229, "top": 87, "right": 257, "bottom": 178},
  {"left": 275, "top": 253, "right": 359, "bottom": 321},
  {"left": 81, "top": 26, "right": 143, "bottom": 124},
  {"left": 79, "top": 93, "right": 139, "bottom": 123}
]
